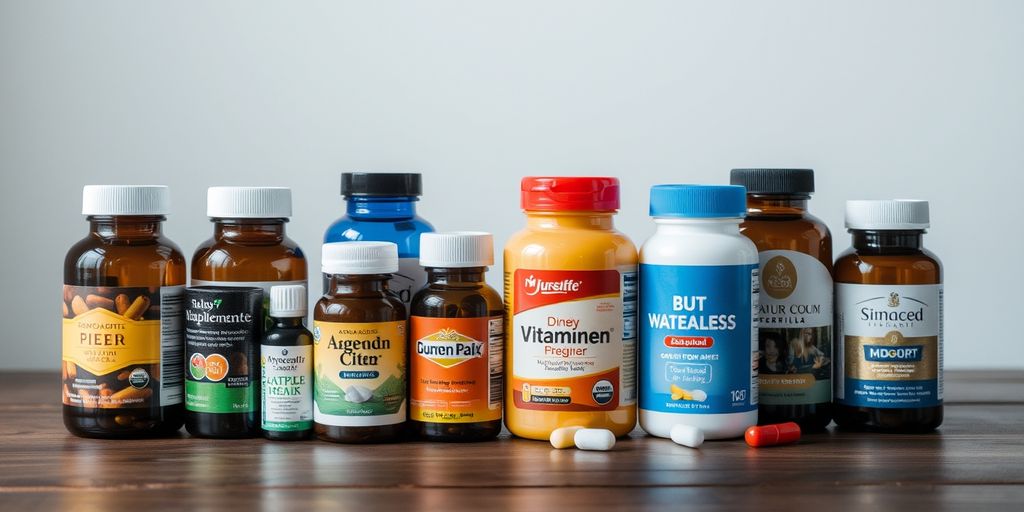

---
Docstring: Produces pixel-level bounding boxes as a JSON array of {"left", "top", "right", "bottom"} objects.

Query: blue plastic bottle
[{"left": 323, "top": 172, "right": 435, "bottom": 310}]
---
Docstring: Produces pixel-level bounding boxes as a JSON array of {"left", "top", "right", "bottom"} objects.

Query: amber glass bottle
[
  {"left": 732, "top": 169, "right": 833, "bottom": 431},
  {"left": 314, "top": 242, "right": 407, "bottom": 443},
  {"left": 191, "top": 187, "right": 308, "bottom": 320},
  {"left": 63, "top": 185, "right": 186, "bottom": 438},
  {"left": 410, "top": 232, "right": 504, "bottom": 441},
  {"left": 834, "top": 200, "right": 943, "bottom": 432}
]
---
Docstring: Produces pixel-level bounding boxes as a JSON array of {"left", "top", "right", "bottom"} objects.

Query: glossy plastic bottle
[
  {"left": 62, "top": 185, "right": 185, "bottom": 438},
  {"left": 410, "top": 232, "right": 504, "bottom": 441},
  {"left": 639, "top": 185, "right": 759, "bottom": 440},
  {"left": 314, "top": 242, "right": 408, "bottom": 443},
  {"left": 192, "top": 186, "right": 308, "bottom": 324},
  {"left": 504, "top": 177, "right": 638, "bottom": 441},
  {"left": 323, "top": 172, "right": 434, "bottom": 309},
  {"left": 834, "top": 200, "right": 943, "bottom": 432},
  {"left": 732, "top": 169, "right": 833, "bottom": 430}
]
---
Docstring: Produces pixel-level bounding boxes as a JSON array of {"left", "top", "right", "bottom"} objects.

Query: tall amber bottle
[
  {"left": 410, "top": 232, "right": 504, "bottom": 441},
  {"left": 191, "top": 187, "right": 308, "bottom": 316},
  {"left": 732, "top": 169, "right": 833, "bottom": 430},
  {"left": 63, "top": 185, "right": 186, "bottom": 438},
  {"left": 314, "top": 242, "right": 408, "bottom": 443},
  {"left": 834, "top": 200, "right": 943, "bottom": 432}
]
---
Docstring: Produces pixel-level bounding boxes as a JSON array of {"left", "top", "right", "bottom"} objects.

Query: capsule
[
  {"left": 745, "top": 422, "right": 801, "bottom": 447},
  {"left": 550, "top": 426, "right": 584, "bottom": 449},
  {"left": 574, "top": 428, "right": 616, "bottom": 451}
]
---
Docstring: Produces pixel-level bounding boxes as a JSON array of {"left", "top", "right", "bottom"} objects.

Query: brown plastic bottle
[
  {"left": 410, "top": 232, "right": 503, "bottom": 442},
  {"left": 188, "top": 187, "right": 307, "bottom": 438},
  {"left": 62, "top": 186, "right": 186, "bottom": 438},
  {"left": 314, "top": 242, "right": 407, "bottom": 443},
  {"left": 732, "top": 169, "right": 833, "bottom": 431},
  {"left": 191, "top": 187, "right": 307, "bottom": 306},
  {"left": 834, "top": 200, "right": 943, "bottom": 432}
]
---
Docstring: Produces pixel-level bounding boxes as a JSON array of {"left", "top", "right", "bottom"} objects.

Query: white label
[
  {"left": 391, "top": 257, "right": 427, "bottom": 311},
  {"left": 261, "top": 344, "right": 313, "bottom": 429},
  {"left": 159, "top": 286, "right": 184, "bottom": 406}
]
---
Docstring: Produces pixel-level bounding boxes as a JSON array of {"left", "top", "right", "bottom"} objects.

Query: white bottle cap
[
  {"left": 207, "top": 187, "right": 292, "bottom": 218},
  {"left": 322, "top": 242, "right": 399, "bottom": 275},
  {"left": 82, "top": 185, "right": 170, "bottom": 216},
  {"left": 419, "top": 232, "right": 494, "bottom": 268},
  {"left": 269, "top": 284, "right": 307, "bottom": 318},
  {"left": 845, "top": 199, "right": 930, "bottom": 230}
]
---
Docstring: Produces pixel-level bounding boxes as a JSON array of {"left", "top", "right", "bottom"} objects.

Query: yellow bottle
[{"left": 504, "top": 177, "right": 638, "bottom": 440}]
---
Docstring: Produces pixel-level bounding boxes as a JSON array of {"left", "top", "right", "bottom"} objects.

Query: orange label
[{"left": 410, "top": 316, "right": 503, "bottom": 423}]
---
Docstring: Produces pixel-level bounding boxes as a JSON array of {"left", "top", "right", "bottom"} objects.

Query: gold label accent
[
  {"left": 844, "top": 333, "right": 938, "bottom": 381},
  {"left": 762, "top": 256, "right": 798, "bottom": 300}
]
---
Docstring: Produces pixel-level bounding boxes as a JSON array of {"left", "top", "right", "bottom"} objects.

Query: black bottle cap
[
  {"left": 341, "top": 172, "right": 423, "bottom": 197},
  {"left": 730, "top": 168, "right": 815, "bottom": 194}
]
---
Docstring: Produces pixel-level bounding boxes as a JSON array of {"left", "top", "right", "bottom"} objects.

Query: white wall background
[{"left": 1, "top": 1, "right": 1021, "bottom": 370}]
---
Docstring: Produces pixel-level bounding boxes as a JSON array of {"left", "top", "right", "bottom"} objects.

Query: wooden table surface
[{"left": 1, "top": 371, "right": 1023, "bottom": 511}]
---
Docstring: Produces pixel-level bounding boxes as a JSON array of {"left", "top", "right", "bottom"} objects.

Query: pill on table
[
  {"left": 550, "top": 426, "right": 584, "bottom": 449},
  {"left": 670, "top": 424, "right": 704, "bottom": 448},
  {"left": 574, "top": 428, "right": 616, "bottom": 451},
  {"left": 745, "top": 422, "right": 801, "bottom": 447}
]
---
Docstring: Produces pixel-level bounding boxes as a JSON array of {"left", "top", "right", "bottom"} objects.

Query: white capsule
[
  {"left": 574, "top": 428, "right": 616, "bottom": 451},
  {"left": 344, "top": 385, "right": 372, "bottom": 403},
  {"left": 670, "top": 423, "right": 705, "bottom": 448},
  {"left": 550, "top": 426, "right": 583, "bottom": 449},
  {"left": 690, "top": 389, "right": 708, "bottom": 402}
]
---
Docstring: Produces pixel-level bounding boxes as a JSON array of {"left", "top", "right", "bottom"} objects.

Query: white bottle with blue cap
[{"left": 639, "top": 184, "right": 759, "bottom": 440}]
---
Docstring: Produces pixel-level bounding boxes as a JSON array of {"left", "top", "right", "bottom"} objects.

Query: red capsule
[{"left": 745, "top": 422, "right": 801, "bottom": 447}]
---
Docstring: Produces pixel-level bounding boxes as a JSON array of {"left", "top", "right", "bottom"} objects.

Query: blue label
[
  {"left": 862, "top": 345, "right": 924, "bottom": 362},
  {"left": 844, "top": 378, "right": 939, "bottom": 408},
  {"left": 639, "top": 263, "right": 758, "bottom": 414}
]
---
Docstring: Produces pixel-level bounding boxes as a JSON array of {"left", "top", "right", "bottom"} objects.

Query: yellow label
[
  {"left": 312, "top": 320, "right": 407, "bottom": 427},
  {"left": 63, "top": 307, "right": 160, "bottom": 375}
]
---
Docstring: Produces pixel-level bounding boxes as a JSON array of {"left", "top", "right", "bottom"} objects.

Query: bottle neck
[
  {"left": 271, "top": 316, "right": 305, "bottom": 328},
  {"left": 426, "top": 267, "right": 487, "bottom": 287},
  {"left": 851, "top": 230, "right": 925, "bottom": 253},
  {"left": 345, "top": 196, "right": 419, "bottom": 220},
  {"left": 327, "top": 274, "right": 392, "bottom": 295},
  {"left": 746, "top": 194, "right": 810, "bottom": 217},
  {"left": 653, "top": 217, "right": 743, "bottom": 234},
  {"left": 525, "top": 211, "right": 615, "bottom": 230},
  {"left": 88, "top": 215, "right": 165, "bottom": 240},
  {"left": 213, "top": 218, "right": 287, "bottom": 244}
]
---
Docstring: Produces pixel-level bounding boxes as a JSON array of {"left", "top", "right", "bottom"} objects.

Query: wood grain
[{"left": 1, "top": 371, "right": 1023, "bottom": 510}]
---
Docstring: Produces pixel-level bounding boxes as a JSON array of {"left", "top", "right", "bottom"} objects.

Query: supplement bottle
[
  {"left": 731, "top": 169, "right": 833, "bottom": 430},
  {"left": 192, "top": 186, "right": 308, "bottom": 325},
  {"left": 323, "top": 172, "right": 435, "bottom": 309},
  {"left": 314, "top": 242, "right": 408, "bottom": 443},
  {"left": 834, "top": 200, "right": 943, "bottom": 432},
  {"left": 184, "top": 286, "right": 262, "bottom": 438},
  {"left": 62, "top": 185, "right": 185, "bottom": 438},
  {"left": 262, "top": 285, "right": 314, "bottom": 441},
  {"left": 410, "top": 232, "right": 504, "bottom": 441},
  {"left": 504, "top": 177, "right": 638, "bottom": 441},
  {"left": 639, "top": 185, "right": 759, "bottom": 440}
]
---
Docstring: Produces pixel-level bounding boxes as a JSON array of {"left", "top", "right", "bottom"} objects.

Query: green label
[
  {"left": 262, "top": 419, "right": 313, "bottom": 431},
  {"left": 186, "top": 381, "right": 255, "bottom": 413}
]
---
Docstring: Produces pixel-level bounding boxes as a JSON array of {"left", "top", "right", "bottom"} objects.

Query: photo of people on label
[{"left": 758, "top": 327, "right": 831, "bottom": 380}]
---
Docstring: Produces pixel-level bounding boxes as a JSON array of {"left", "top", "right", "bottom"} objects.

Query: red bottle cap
[
  {"left": 521, "top": 177, "right": 620, "bottom": 212},
  {"left": 745, "top": 422, "right": 801, "bottom": 447}
]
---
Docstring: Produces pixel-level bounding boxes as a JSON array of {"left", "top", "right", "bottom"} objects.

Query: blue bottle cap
[{"left": 649, "top": 184, "right": 747, "bottom": 218}]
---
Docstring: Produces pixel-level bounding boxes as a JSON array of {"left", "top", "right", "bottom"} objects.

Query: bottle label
[
  {"left": 184, "top": 288, "right": 261, "bottom": 414},
  {"left": 409, "top": 316, "right": 503, "bottom": 423},
  {"left": 312, "top": 320, "right": 407, "bottom": 426},
  {"left": 639, "top": 264, "right": 759, "bottom": 415},
  {"left": 509, "top": 267, "right": 636, "bottom": 412},
  {"left": 756, "top": 250, "right": 833, "bottom": 406},
  {"left": 390, "top": 258, "right": 427, "bottom": 312},
  {"left": 191, "top": 279, "right": 306, "bottom": 330},
  {"left": 836, "top": 283, "right": 943, "bottom": 409},
  {"left": 261, "top": 344, "right": 313, "bottom": 431},
  {"left": 62, "top": 285, "right": 184, "bottom": 409}
]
